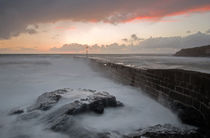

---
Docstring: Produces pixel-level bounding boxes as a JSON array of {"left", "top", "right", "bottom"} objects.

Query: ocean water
[{"left": 0, "top": 54, "right": 195, "bottom": 138}]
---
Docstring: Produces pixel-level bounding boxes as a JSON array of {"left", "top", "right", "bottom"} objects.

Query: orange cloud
[
  {"left": 166, "top": 5, "right": 210, "bottom": 17},
  {"left": 89, "top": 19, "right": 98, "bottom": 23},
  {"left": 124, "top": 5, "right": 210, "bottom": 23},
  {"left": 1, "top": 0, "right": 210, "bottom": 39}
]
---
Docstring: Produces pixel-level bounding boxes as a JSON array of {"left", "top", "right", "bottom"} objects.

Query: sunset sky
[{"left": 0, "top": 0, "right": 210, "bottom": 54}]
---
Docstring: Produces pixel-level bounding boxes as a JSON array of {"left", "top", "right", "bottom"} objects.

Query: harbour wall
[{"left": 90, "top": 59, "right": 210, "bottom": 128}]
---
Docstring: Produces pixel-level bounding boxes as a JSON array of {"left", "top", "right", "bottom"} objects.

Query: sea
[{"left": 0, "top": 54, "right": 209, "bottom": 138}]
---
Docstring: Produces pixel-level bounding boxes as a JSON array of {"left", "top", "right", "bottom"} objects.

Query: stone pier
[{"left": 90, "top": 59, "right": 210, "bottom": 129}]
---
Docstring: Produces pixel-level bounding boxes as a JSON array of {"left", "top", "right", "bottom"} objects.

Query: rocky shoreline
[{"left": 7, "top": 88, "right": 206, "bottom": 138}]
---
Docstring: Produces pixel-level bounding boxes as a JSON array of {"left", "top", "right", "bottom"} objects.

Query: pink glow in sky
[{"left": 0, "top": 0, "right": 210, "bottom": 53}]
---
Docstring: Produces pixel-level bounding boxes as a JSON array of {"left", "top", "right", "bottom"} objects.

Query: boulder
[
  {"left": 27, "top": 89, "right": 68, "bottom": 111},
  {"left": 10, "top": 88, "right": 123, "bottom": 135},
  {"left": 39, "top": 89, "right": 123, "bottom": 132}
]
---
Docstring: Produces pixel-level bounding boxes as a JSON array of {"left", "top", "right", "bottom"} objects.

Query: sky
[{"left": 0, "top": 0, "right": 210, "bottom": 54}]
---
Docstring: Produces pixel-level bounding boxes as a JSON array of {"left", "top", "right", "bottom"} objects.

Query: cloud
[
  {"left": 1, "top": 0, "right": 210, "bottom": 39},
  {"left": 50, "top": 32, "right": 210, "bottom": 54},
  {"left": 133, "top": 32, "right": 210, "bottom": 52},
  {"left": 50, "top": 43, "right": 88, "bottom": 53},
  {"left": 50, "top": 43, "right": 128, "bottom": 54},
  {"left": 131, "top": 34, "right": 143, "bottom": 41},
  {"left": 122, "top": 38, "right": 128, "bottom": 42},
  {"left": 186, "top": 30, "right": 191, "bottom": 34},
  {"left": 25, "top": 28, "right": 37, "bottom": 34},
  {"left": 122, "top": 34, "right": 144, "bottom": 46}
]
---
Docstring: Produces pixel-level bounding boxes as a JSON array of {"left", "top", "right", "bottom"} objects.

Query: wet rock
[
  {"left": 124, "top": 124, "right": 204, "bottom": 138},
  {"left": 11, "top": 88, "right": 123, "bottom": 136},
  {"left": 96, "top": 132, "right": 112, "bottom": 138},
  {"left": 97, "top": 131, "right": 122, "bottom": 138},
  {"left": 39, "top": 90, "right": 123, "bottom": 132},
  {"left": 116, "top": 101, "right": 124, "bottom": 107},
  {"left": 17, "top": 111, "right": 41, "bottom": 121},
  {"left": 27, "top": 89, "right": 68, "bottom": 111},
  {"left": 9, "top": 108, "right": 24, "bottom": 115},
  {"left": 91, "top": 100, "right": 104, "bottom": 114},
  {"left": 171, "top": 102, "right": 206, "bottom": 127},
  {"left": 49, "top": 114, "right": 71, "bottom": 132}
]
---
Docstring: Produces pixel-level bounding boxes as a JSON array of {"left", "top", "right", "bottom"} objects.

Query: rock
[
  {"left": 17, "top": 111, "right": 41, "bottom": 121},
  {"left": 11, "top": 88, "right": 123, "bottom": 136},
  {"left": 9, "top": 108, "right": 24, "bottom": 115},
  {"left": 117, "top": 101, "right": 124, "bottom": 107},
  {"left": 40, "top": 90, "right": 123, "bottom": 132},
  {"left": 124, "top": 124, "right": 204, "bottom": 138},
  {"left": 96, "top": 131, "right": 122, "bottom": 138},
  {"left": 27, "top": 89, "right": 68, "bottom": 111},
  {"left": 171, "top": 102, "right": 206, "bottom": 127},
  {"left": 49, "top": 114, "right": 71, "bottom": 132},
  {"left": 91, "top": 100, "right": 104, "bottom": 114}
]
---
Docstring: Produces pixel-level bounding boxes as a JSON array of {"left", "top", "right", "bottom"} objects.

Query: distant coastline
[{"left": 174, "top": 45, "right": 210, "bottom": 57}]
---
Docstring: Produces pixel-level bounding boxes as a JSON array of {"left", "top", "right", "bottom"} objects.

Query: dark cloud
[
  {"left": 25, "top": 28, "right": 37, "bottom": 34},
  {"left": 50, "top": 32, "right": 210, "bottom": 54},
  {"left": 131, "top": 34, "right": 143, "bottom": 41},
  {"left": 122, "top": 34, "right": 144, "bottom": 44},
  {"left": 1, "top": 0, "right": 210, "bottom": 39},
  {"left": 122, "top": 38, "right": 128, "bottom": 42},
  {"left": 123, "top": 34, "right": 144, "bottom": 46}
]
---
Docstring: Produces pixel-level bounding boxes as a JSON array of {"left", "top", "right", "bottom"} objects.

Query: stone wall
[{"left": 90, "top": 59, "right": 210, "bottom": 128}]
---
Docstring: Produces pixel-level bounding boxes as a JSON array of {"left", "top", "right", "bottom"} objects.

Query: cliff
[{"left": 175, "top": 45, "right": 210, "bottom": 57}]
